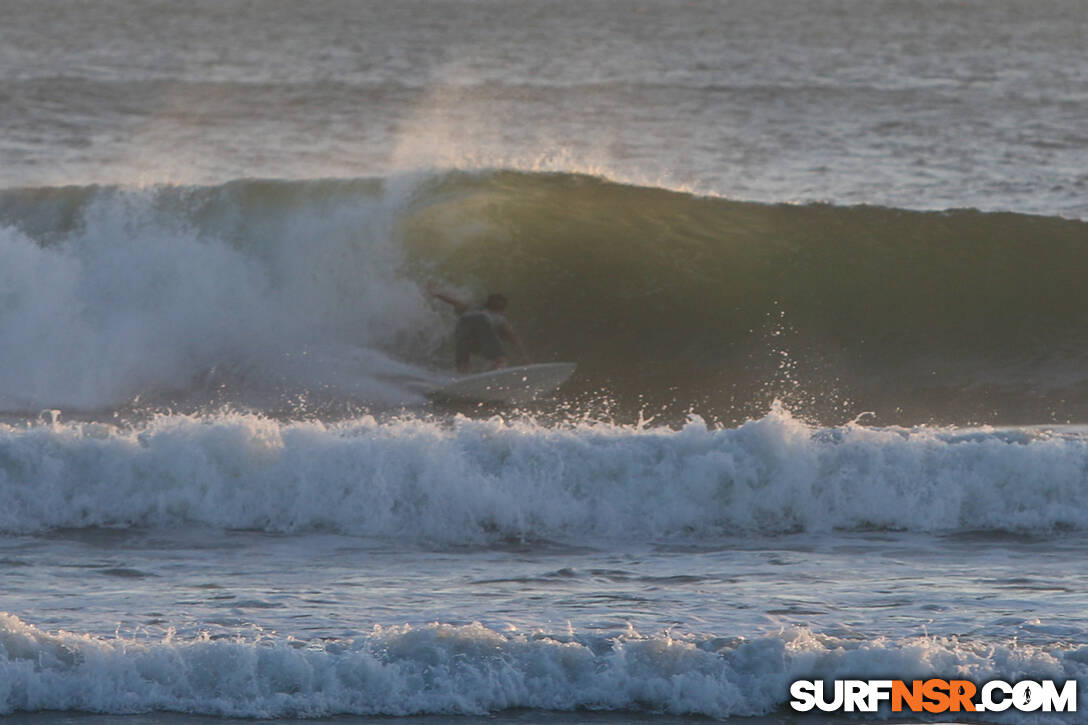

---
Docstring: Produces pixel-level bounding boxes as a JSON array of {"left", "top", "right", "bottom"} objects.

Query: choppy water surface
[{"left": 2, "top": 0, "right": 1087, "bottom": 721}]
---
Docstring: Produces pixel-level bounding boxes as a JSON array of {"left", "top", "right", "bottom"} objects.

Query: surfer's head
[{"left": 485, "top": 293, "right": 508, "bottom": 312}]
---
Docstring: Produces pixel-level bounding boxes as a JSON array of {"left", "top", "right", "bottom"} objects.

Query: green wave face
[
  {"left": 403, "top": 171, "right": 1088, "bottom": 424},
  {"left": 3, "top": 171, "right": 1087, "bottom": 425}
]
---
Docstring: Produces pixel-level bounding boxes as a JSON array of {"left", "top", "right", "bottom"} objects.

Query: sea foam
[
  {"left": 1, "top": 613, "right": 1084, "bottom": 720},
  {"left": 2, "top": 406, "right": 1086, "bottom": 540}
]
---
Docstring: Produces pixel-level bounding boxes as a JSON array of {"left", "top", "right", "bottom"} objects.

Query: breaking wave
[
  {"left": 2, "top": 171, "right": 1088, "bottom": 424},
  {"left": 2, "top": 406, "right": 1087, "bottom": 540},
  {"left": 1, "top": 613, "right": 1084, "bottom": 720}
]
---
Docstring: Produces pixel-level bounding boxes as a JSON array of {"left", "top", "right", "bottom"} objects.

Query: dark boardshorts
[{"left": 455, "top": 310, "right": 504, "bottom": 367}]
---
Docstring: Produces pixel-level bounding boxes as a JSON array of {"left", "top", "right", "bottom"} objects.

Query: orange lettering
[
  {"left": 949, "top": 680, "right": 976, "bottom": 712},
  {"left": 922, "top": 679, "right": 951, "bottom": 713},
  {"left": 892, "top": 680, "right": 924, "bottom": 712}
]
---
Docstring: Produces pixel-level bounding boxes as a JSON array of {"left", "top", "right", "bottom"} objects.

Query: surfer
[{"left": 428, "top": 283, "right": 529, "bottom": 373}]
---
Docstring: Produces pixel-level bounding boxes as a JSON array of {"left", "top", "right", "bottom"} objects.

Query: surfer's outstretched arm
[{"left": 428, "top": 283, "right": 469, "bottom": 315}]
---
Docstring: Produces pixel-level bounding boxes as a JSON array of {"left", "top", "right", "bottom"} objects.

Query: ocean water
[{"left": 2, "top": 1, "right": 1087, "bottom": 723}]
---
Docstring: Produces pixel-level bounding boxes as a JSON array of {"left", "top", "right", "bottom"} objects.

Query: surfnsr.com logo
[{"left": 790, "top": 679, "right": 1077, "bottom": 713}]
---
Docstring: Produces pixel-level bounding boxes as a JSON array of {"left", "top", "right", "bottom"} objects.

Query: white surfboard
[{"left": 430, "top": 362, "right": 576, "bottom": 404}]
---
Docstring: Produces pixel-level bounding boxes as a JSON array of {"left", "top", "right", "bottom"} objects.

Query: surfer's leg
[
  {"left": 454, "top": 322, "right": 473, "bottom": 373},
  {"left": 478, "top": 322, "right": 505, "bottom": 365},
  {"left": 455, "top": 314, "right": 488, "bottom": 373}
]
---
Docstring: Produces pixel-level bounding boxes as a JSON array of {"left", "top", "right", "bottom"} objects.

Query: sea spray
[{"left": 0, "top": 180, "right": 442, "bottom": 412}]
